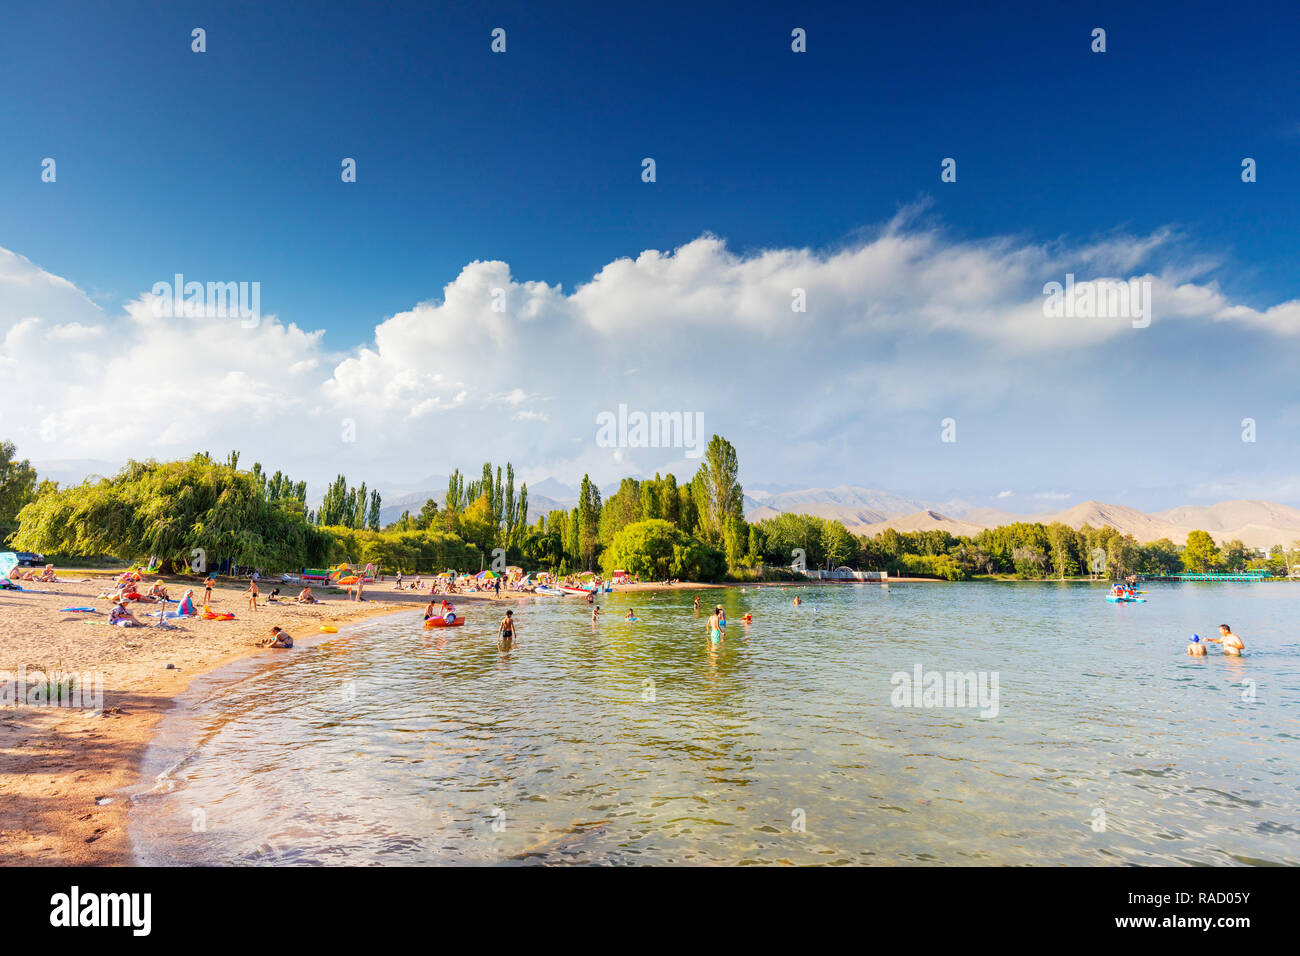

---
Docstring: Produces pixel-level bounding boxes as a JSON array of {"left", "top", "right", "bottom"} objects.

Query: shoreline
[
  {"left": 0, "top": 574, "right": 522, "bottom": 866},
  {"left": 0, "top": 574, "right": 737, "bottom": 865},
  {"left": 0, "top": 574, "right": 1051, "bottom": 865}
]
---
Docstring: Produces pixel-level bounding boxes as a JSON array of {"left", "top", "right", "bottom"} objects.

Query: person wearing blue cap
[{"left": 1187, "top": 634, "right": 1207, "bottom": 657}]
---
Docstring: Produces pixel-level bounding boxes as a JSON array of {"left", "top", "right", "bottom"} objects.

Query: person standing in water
[
  {"left": 1207, "top": 624, "right": 1245, "bottom": 656},
  {"left": 707, "top": 607, "right": 724, "bottom": 645},
  {"left": 497, "top": 609, "right": 516, "bottom": 649},
  {"left": 1187, "top": 634, "right": 1207, "bottom": 656}
]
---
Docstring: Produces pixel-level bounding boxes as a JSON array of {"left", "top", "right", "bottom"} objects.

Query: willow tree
[{"left": 12, "top": 454, "right": 330, "bottom": 571}]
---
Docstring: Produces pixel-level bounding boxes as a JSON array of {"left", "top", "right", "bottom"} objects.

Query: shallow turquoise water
[{"left": 130, "top": 582, "right": 1300, "bottom": 865}]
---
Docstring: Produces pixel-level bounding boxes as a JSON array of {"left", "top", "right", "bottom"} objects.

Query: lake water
[{"left": 130, "top": 582, "right": 1300, "bottom": 865}]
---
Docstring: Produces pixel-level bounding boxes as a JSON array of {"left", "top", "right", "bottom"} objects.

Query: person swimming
[
  {"left": 793, "top": 595, "right": 802, "bottom": 606},
  {"left": 1206, "top": 624, "right": 1245, "bottom": 656},
  {"left": 1187, "top": 634, "right": 1207, "bottom": 657},
  {"left": 624, "top": 609, "right": 636, "bottom": 621}
]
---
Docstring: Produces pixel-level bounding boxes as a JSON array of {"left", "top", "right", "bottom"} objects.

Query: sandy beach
[{"left": 0, "top": 571, "right": 526, "bottom": 866}]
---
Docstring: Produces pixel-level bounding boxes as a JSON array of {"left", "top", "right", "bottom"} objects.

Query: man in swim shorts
[
  {"left": 1207, "top": 624, "right": 1245, "bottom": 656},
  {"left": 497, "top": 609, "right": 516, "bottom": 649}
]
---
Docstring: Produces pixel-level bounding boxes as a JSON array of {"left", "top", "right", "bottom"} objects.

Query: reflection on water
[{"left": 131, "top": 582, "right": 1300, "bottom": 865}]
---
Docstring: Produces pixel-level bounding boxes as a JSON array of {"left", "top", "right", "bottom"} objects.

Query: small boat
[
  {"left": 1106, "top": 596, "right": 1146, "bottom": 603},
  {"left": 560, "top": 586, "right": 590, "bottom": 596},
  {"left": 424, "top": 616, "right": 465, "bottom": 628},
  {"left": 535, "top": 586, "right": 565, "bottom": 596}
]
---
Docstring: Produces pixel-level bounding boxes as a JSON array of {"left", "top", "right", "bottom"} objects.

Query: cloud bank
[{"left": 3, "top": 213, "right": 1298, "bottom": 503}]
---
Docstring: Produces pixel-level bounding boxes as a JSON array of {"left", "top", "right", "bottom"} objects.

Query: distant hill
[
  {"left": 857, "top": 510, "right": 988, "bottom": 538},
  {"left": 743, "top": 489, "right": 1300, "bottom": 549}
]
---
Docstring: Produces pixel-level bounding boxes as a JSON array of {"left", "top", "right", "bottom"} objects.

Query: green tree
[
  {"left": 601, "top": 519, "right": 724, "bottom": 581},
  {"left": 0, "top": 440, "right": 40, "bottom": 543},
  {"left": 1183, "top": 530, "right": 1221, "bottom": 571},
  {"left": 691, "top": 435, "right": 743, "bottom": 546}
]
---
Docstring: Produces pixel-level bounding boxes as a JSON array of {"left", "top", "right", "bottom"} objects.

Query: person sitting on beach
[
  {"left": 177, "top": 589, "right": 198, "bottom": 616},
  {"left": 40, "top": 564, "right": 58, "bottom": 582},
  {"left": 108, "top": 600, "right": 145, "bottom": 627},
  {"left": 1187, "top": 634, "right": 1207, "bottom": 656},
  {"left": 1206, "top": 624, "right": 1245, "bottom": 656},
  {"left": 144, "top": 581, "right": 169, "bottom": 602},
  {"left": 260, "top": 626, "right": 293, "bottom": 648},
  {"left": 267, "top": 587, "right": 281, "bottom": 603},
  {"left": 297, "top": 587, "right": 317, "bottom": 604}
]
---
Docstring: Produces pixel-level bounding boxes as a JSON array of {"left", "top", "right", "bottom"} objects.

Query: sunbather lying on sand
[{"left": 108, "top": 601, "right": 145, "bottom": 627}]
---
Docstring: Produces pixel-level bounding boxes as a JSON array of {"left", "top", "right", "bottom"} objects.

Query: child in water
[
  {"left": 1207, "top": 624, "right": 1245, "bottom": 656},
  {"left": 624, "top": 609, "right": 636, "bottom": 621},
  {"left": 1187, "top": 634, "right": 1207, "bottom": 656}
]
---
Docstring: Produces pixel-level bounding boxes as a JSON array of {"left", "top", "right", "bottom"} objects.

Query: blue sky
[{"left": 1, "top": 1, "right": 1298, "bottom": 509}]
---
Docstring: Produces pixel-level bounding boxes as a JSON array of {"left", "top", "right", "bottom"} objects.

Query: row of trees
[{"left": 5, "top": 436, "right": 1295, "bottom": 582}]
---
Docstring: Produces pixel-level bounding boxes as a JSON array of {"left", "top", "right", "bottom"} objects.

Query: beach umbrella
[{"left": 481, "top": 570, "right": 498, "bottom": 579}]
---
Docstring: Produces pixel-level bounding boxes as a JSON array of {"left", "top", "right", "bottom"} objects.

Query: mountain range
[{"left": 743, "top": 491, "right": 1300, "bottom": 550}]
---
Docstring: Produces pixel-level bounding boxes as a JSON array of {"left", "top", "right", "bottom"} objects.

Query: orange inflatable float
[{"left": 424, "top": 616, "right": 464, "bottom": 628}]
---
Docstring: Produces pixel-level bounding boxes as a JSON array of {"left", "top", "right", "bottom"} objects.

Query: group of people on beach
[{"left": 10, "top": 563, "right": 58, "bottom": 583}]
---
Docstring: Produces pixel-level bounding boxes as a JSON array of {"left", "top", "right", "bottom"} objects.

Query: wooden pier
[{"left": 1142, "top": 571, "right": 1272, "bottom": 582}]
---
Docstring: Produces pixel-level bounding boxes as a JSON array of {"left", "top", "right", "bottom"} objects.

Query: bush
[{"left": 601, "top": 519, "right": 725, "bottom": 581}]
